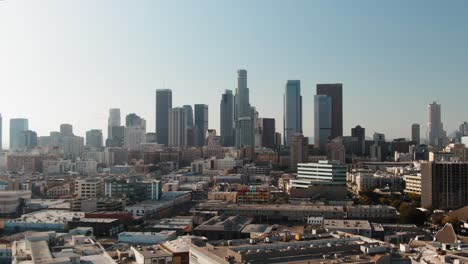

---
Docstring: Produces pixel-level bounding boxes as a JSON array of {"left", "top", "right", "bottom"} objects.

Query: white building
[
  {"left": 118, "top": 231, "right": 176, "bottom": 244},
  {"left": 290, "top": 160, "right": 347, "bottom": 189}
]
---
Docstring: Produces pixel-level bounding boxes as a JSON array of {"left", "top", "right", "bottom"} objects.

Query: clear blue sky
[{"left": 1, "top": 0, "right": 467, "bottom": 146}]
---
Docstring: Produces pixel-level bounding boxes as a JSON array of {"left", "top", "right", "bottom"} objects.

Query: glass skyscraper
[{"left": 283, "top": 80, "right": 302, "bottom": 146}]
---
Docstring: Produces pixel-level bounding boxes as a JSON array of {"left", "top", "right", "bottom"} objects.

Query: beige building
[
  {"left": 74, "top": 178, "right": 104, "bottom": 199},
  {"left": 403, "top": 174, "right": 422, "bottom": 195}
]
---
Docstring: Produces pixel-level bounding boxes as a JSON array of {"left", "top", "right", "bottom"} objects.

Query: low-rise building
[
  {"left": 193, "top": 215, "right": 253, "bottom": 241},
  {"left": 152, "top": 216, "right": 194, "bottom": 235},
  {"left": 0, "top": 191, "right": 31, "bottom": 215},
  {"left": 118, "top": 230, "right": 177, "bottom": 244}
]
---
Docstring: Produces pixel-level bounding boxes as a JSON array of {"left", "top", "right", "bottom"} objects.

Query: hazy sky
[{"left": 1, "top": 0, "right": 468, "bottom": 147}]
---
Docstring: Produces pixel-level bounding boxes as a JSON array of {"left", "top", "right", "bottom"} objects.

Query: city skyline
[{"left": 1, "top": 1, "right": 468, "bottom": 146}]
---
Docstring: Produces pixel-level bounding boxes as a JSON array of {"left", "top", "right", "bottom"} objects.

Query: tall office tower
[
  {"left": 18, "top": 130, "right": 38, "bottom": 149},
  {"left": 427, "top": 102, "right": 447, "bottom": 148},
  {"left": 108, "top": 108, "right": 121, "bottom": 140},
  {"left": 168, "top": 107, "right": 187, "bottom": 148},
  {"left": 49, "top": 132, "right": 61, "bottom": 147},
  {"left": 86, "top": 129, "right": 103, "bottom": 148},
  {"left": 0, "top": 113, "right": 2, "bottom": 150},
  {"left": 124, "top": 126, "right": 146, "bottom": 150},
  {"left": 183, "top": 105, "right": 194, "bottom": 147},
  {"left": 106, "top": 126, "right": 125, "bottom": 147},
  {"left": 62, "top": 136, "right": 84, "bottom": 160},
  {"left": 156, "top": 89, "right": 172, "bottom": 146},
  {"left": 146, "top": 133, "right": 157, "bottom": 143},
  {"left": 351, "top": 125, "right": 366, "bottom": 156},
  {"left": 126, "top": 113, "right": 145, "bottom": 128},
  {"left": 283, "top": 80, "right": 302, "bottom": 146},
  {"left": 290, "top": 133, "right": 309, "bottom": 171},
  {"left": 9, "top": 118, "right": 29, "bottom": 150},
  {"left": 421, "top": 161, "right": 468, "bottom": 210},
  {"left": 275, "top": 132, "right": 282, "bottom": 149},
  {"left": 60, "top": 124, "right": 74, "bottom": 137},
  {"left": 220, "top": 90, "right": 235, "bottom": 147},
  {"left": 411, "top": 123, "right": 420, "bottom": 145},
  {"left": 259, "top": 118, "right": 275, "bottom": 149},
  {"left": 459, "top": 122, "right": 468, "bottom": 137},
  {"left": 234, "top": 69, "right": 254, "bottom": 147},
  {"left": 194, "top": 104, "right": 208, "bottom": 147},
  {"left": 252, "top": 107, "right": 261, "bottom": 147},
  {"left": 316, "top": 83, "right": 343, "bottom": 139},
  {"left": 314, "top": 95, "right": 332, "bottom": 153}
]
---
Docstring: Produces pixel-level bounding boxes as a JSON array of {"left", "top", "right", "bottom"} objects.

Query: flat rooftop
[
  {"left": 324, "top": 220, "right": 372, "bottom": 230},
  {"left": 195, "top": 215, "right": 253, "bottom": 232},
  {"left": 8, "top": 210, "right": 85, "bottom": 224}
]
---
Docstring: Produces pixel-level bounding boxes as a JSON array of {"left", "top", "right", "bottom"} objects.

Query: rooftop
[
  {"left": 195, "top": 215, "right": 253, "bottom": 232},
  {"left": 323, "top": 220, "right": 372, "bottom": 230}
]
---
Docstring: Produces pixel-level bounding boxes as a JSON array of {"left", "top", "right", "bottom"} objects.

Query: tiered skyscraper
[
  {"left": 234, "top": 69, "right": 254, "bottom": 147},
  {"left": 107, "top": 108, "right": 124, "bottom": 147},
  {"left": 10, "top": 118, "right": 29, "bottom": 150},
  {"left": 283, "top": 80, "right": 302, "bottom": 146},
  {"left": 220, "top": 90, "right": 235, "bottom": 147},
  {"left": 156, "top": 89, "right": 172, "bottom": 146},
  {"left": 427, "top": 102, "right": 447, "bottom": 148},
  {"left": 194, "top": 104, "right": 208, "bottom": 147}
]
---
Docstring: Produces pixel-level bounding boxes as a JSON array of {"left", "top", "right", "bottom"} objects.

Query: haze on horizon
[{"left": 1, "top": 0, "right": 467, "bottom": 147}]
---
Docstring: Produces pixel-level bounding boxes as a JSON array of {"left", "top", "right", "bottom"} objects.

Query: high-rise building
[
  {"left": 106, "top": 126, "right": 125, "bottom": 147},
  {"left": 351, "top": 125, "right": 365, "bottom": 141},
  {"left": 427, "top": 102, "right": 447, "bottom": 148},
  {"left": 314, "top": 94, "right": 332, "bottom": 153},
  {"left": 421, "top": 161, "right": 468, "bottom": 210},
  {"left": 124, "top": 127, "right": 146, "bottom": 150},
  {"left": 9, "top": 118, "right": 29, "bottom": 150},
  {"left": 411, "top": 123, "right": 420, "bottom": 145},
  {"left": 183, "top": 105, "right": 194, "bottom": 147},
  {"left": 126, "top": 113, "right": 146, "bottom": 129},
  {"left": 220, "top": 90, "right": 235, "bottom": 147},
  {"left": 169, "top": 107, "right": 187, "bottom": 148},
  {"left": 0, "top": 113, "right": 2, "bottom": 150},
  {"left": 156, "top": 89, "right": 172, "bottom": 146},
  {"left": 62, "top": 136, "right": 84, "bottom": 160},
  {"left": 283, "top": 80, "right": 302, "bottom": 146},
  {"left": 259, "top": 118, "right": 275, "bottom": 149},
  {"left": 108, "top": 108, "right": 121, "bottom": 140},
  {"left": 235, "top": 69, "right": 254, "bottom": 147},
  {"left": 316, "top": 83, "right": 343, "bottom": 139},
  {"left": 86, "top": 129, "right": 103, "bottom": 148},
  {"left": 60, "top": 124, "right": 74, "bottom": 137},
  {"left": 459, "top": 122, "right": 468, "bottom": 137},
  {"left": 18, "top": 130, "right": 38, "bottom": 149},
  {"left": 290, "top": 133, "right": 308, "bottom": 171},
  {"left": 194, "top": 104, "right": 208, "bottom": 147}
]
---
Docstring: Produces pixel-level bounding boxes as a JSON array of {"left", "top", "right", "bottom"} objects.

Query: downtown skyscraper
[
  {"left": 427, "top": 101, "right": 447, "bottom": 148},
  {"left": 316, "top": 83, "right": 343, "bottom": 139},
  {"left": 156, "top": 89, "right": 172, "bottom": 146},
  {"left": 194, "top": 104, "right": 208, "bottom": 147},
  {"left": 220, "top": 90, "right": 235, "bottom": 147},
  {"left": 10, "top": 118, "right": 29, "bottom": 150},
  {"left": 314, "top": 94, "right": 332, "bottom": 153},
  {"left": 234, "top": 69, "right": 254, "bottom": 147},
  {"left": 169, "top": 107, "right": 187, "bottom": 148},
  {"left": 283, "top": 80, "right": 302, "bottom": 146},
  {"left": 183, "top": 105, "right": 194, "bottom": 147}
]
